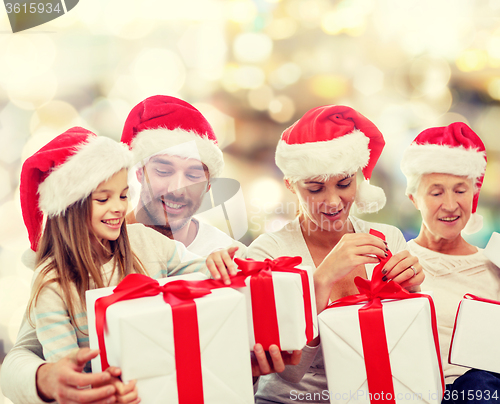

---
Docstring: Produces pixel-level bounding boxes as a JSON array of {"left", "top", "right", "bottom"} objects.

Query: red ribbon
[
  {"left": 233, "top": 256, "right": 314, "bottom": 350},
  {"left": 94, "top": 274, "right": 241, "bottom": 404},
  {"left": 449, "top": 293, "right": 500, "bottom": 365},
  {"left": 325, "top": 229, "right": 444, "bottom": 403}
]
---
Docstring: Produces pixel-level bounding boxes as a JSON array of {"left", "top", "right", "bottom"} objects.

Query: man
[
  {"left": 121, "top": 95, "right": 245, "bottom": 256},
  {"left": 1, "top": 96, "right": 297, "bottom": 404}
]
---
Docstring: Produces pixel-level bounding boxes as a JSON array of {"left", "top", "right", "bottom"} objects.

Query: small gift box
[
  {"left": 233, "top": 256, "right": 318, "bottom": 351},
  {"left": 449, "top": 294, "right": 500, "bottom": 373},
  {"left": 318, "top": 230, "right": 444, "bottom": 404},
  {"left": 86, "top": 273, "right": 254, "bottom": 404}
]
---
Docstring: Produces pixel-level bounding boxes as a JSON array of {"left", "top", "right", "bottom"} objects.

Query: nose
[
  {"left": 165, "top": 172, "right": 189, "bottom": 196},
  {"left": 442, "top": 191, "right": 459, "bottom": 212},
  {"left": 111, "top": 195, "right": 127, "bottom": 214},
  {"left": 323, "top": 189, "right": 342, "bottom": 209}
]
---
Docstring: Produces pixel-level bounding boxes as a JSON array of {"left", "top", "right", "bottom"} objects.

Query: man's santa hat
[
  {"left": 20, "top": 127, "right": 133, "bottom": 252},
  {"left": 121, "top": 95, "right": 224, "bottom": 178},
  {"left": 275, "top": 105, "right": 386, "bottom": 213},
  {"left": 400, "top": 122, "right": 487, "bottom": 234}
]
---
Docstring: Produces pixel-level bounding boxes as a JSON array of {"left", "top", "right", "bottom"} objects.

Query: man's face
[{"left": 136, "top": 154, "right": 209, "bottom": 231}]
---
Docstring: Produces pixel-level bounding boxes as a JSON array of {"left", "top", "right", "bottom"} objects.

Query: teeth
[
  {"left": 440, "top": 217, "right": 459, "bottom": 222},
  {"left": 103, "top": 219, "right": 120, "bottom": 225},
  {"left": 165, "top": 201, "right": 182, "bottom": 209}
]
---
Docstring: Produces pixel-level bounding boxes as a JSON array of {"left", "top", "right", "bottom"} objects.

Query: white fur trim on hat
[
  {"left": 275, "top": 130, "right": 370, "bottom": 182},
  {"left": 131, "top": 128, "right": 224, "bottom": 178},
  {"left": 401, "top": 144, "right": 486, "bottom": 180},
  {"left": 39, "top": 137, "right": 133, "bottom": 217}
]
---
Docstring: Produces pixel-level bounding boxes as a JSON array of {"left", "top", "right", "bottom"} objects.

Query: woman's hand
[
  {"left": 205, "top": 246, "right": 239, "bottom": 285},
  {"left": 314, "top": 233, "right": 388, "bottom": 311},
  {"left": 380, "top": 250, "right": 424, "bottom": 292}
]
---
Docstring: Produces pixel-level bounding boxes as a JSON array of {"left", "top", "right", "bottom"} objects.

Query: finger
[
  {"left": 357, "top": 245, "right": 388, "bottom": 260},
  {"left": 269, "top": 345, "right": 286, "bottom": 373},
  {"left": 227, "top": 246, "right": 239, "bottom": 258},
  {"left": 74, "top": 348, "right": 100, "bottom": 367},
  {"left": 350, "top": 233, "right": 388, "bottom": 250},
  {"left": 64, "top": 370, "right": 112, "bottom": 389},
  {"left": 205, "top": 258, "right": 221, "bottom": 280},
  {"left": 117, "top": 379, "right": 137, "bottom": 396},
  {"left": 213, "top": 257, "right": 231, "bottom": 285},
  {"left": 285, "top": 350, "right": 302, "bottom": 366},
  {"left": 116, "top": 382, "right": 139, "bottom": 403},
  {"left": 59, "top": 384, "right": 116, "bottom": 404},
  {"left": 398, "top": 268, "right": 425, "bottom": 291},
  {"left": 105, "top": 367, "right": 122, "bottom": 378},
  {"left": 253, "top": 343, "right": 271, "bottom": 375},
  {"left": 381, "top": 251, "right": 416, "bottom": 280},
  {"left": 222, "top": 251, "right": 237, "bottom": 276}
]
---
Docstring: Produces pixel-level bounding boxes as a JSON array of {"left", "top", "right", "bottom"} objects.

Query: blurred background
[{"left": 1, "top": 0, "right": 500, "bottom": 399}]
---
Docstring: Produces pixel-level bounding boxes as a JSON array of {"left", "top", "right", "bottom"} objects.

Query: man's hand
[
  {"left": 251, "top": 343, "right": 302, "bottom": 381},
  {"left": 36, "top": 348, "right": 117, "bottom": 404}
]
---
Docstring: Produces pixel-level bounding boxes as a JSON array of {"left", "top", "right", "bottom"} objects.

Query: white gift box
[
  {"left": 235, "top": 264, "right": 318, "bottom": 351},
  {"left": 319, "top": 297, "right": 443, "bottom": 404},
  {"left": 86, "top": 274, "right": 254, "bottom": 404},
  {"left": 449, "top": 296, "right": 500, "bottom": 373}
]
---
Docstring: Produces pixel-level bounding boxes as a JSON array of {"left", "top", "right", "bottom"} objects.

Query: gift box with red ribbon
[
  {"left": 232, "top": 256, "right": 318, "bottom": 351},
  {"left": 318, "top": 230, "right": 444, "bottom": 404},
  {"left": 449, "top": 294, "right": 500, "bottom": 373},
  {"left": 86, "top": 273, "right": 254, "bottom": 404}
]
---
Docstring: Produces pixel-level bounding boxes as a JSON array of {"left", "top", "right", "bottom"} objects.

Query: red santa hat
[
  {"left": 121, "top": 95, "right": 224, "bottom": 178},
  {"left": 400, "top": 122, "right": 487, "bottom": 234},
  {"left": 275, "top": 105, "right": 386, "bottom": 213},
  {"left": 20, "top": 127, "right": 133, "bottom": 251}
]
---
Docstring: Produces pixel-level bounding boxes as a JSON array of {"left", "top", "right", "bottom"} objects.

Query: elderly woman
[
  {"left": 248, "top": 105, "right": 424, "bottom": 404},
  {"left": 401, "top": 122, "right": 500, "bottom": 403}
]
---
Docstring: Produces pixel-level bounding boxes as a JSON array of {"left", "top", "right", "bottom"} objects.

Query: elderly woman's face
[
  {"left": 292, "top": 173, "right": 357, "bottom": 232},
  {"left": 410, "top": 173, "right": 474, "bottom": 241}
]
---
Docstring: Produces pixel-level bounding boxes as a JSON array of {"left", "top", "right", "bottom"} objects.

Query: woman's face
[
  {"left": 410, "top": 173, "right": 474, "bottom": 242},
  {"left": 291, "top": 173, "right": 357, "bottom": 232}
]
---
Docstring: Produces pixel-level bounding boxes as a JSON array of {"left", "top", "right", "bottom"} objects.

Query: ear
[
  {"left": 136, "top": 168, "right": 143, "bottom": 183},
  {"left": 409, "top": 194, "right": 419, "bottom": 210},
  {"left": 206, "top": 181, "right": 211, "bottom": 193},
  {"left": 284, "top": 179, "right": 295, "bottom": 194}
]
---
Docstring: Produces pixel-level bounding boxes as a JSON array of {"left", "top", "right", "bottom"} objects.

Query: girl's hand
[
  {"left": 380, "top": 250, "right": 424, "bottom": 292},
  {"left": 206, "top": 246, "right": 239, "bottom": 285},
  {"left": 251, "top": 343, "right": 302, "bottom": 381},
  {"left": 104, "top": 367, "right": 140, "bottom": 404}
]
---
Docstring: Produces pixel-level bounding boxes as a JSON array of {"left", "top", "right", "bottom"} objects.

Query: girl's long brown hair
[{"left": 27, "top": 194, "right": 147, "bottom": 329}]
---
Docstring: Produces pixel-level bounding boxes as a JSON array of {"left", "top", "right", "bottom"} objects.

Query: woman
[
  {"left": 248, "top": 105, "right": 424, "bottom": 404},
  {"left": 401, "top": 122, "right": 500, "bottom": 403}
]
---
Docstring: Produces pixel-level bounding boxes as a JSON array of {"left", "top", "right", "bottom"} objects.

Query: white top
[
  {"left": 248, "top": 216, "right": 408, "bottom": 404},
  {"left": 1, "top": 224, "right": 208, "bottom": 404},
  {"left": 188, "top": 218, "right": 247, "bottom": 257},
  {"left": 407, "top": 239, "right": 500, "bottom": 384}
]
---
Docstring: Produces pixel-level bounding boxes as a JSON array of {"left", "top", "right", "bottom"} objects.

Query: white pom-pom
[
  {"left": 462, "top": 212, "right": 483, "bottom": 235},
  {"left": 21, "top": 248, "right": 37, "bottom": 270},
  {"left": 354, "top": 180, "right": 386, "bottom": 213}
]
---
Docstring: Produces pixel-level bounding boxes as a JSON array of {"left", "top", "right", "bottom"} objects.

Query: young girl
[{"left": 21, "top": 127, "right": 222, "bottom": 402}]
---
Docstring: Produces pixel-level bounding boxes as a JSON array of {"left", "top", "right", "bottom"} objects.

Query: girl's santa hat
[
  {"left": 275, "top": 105, "right": 386, "bottom": 213},
  {"left": 121, "top": 95, "right": 224, "bottom": 178},
  {"left": 400, "top": 122, "right": 487, "bottom": 234},
  {"left": 21, "top": 127, "right": 133, "bottom": 251}
]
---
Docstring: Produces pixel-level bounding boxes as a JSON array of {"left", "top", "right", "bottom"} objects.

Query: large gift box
[
  {"left": 318, "top": 230, "right": 444, "bottom": 404},
  {"left": 233, "top": 256, "right": 318, "bottom": 351},
  {"left": 449, "top": 294, "right": 500, "bottom": 373},
  {"left": 86, "top": 273, "right": 254, "bottom": 404}
]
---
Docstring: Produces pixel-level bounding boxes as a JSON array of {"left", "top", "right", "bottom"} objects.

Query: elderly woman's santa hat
[
  {"left": 275, "top": 105, "right": 386, "bottom": 213},
  {"left": 20, "top": 127, "right": 133, "bottom": 252},
  {"left": 121, "top": 95, "right": 224, "bottom": 178},
  {"left": 400, "top": 122, "right": 487, "bottom": 234}
]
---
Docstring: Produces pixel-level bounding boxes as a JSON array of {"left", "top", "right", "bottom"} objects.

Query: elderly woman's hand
[{"left": 381, "top": 250, "right": 424, "bottom": 292}]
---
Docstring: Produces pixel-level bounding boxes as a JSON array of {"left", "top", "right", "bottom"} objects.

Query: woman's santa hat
[
  {"left": 20, "top": 127, "right": 133, "bottom": 251},
  {"left": 275, "top": 105, "right": 386, "bottom": 213},
  {"left": 400, "top": 122, "right": 487, "bottom": 234},
  {"left": 121, "top": 95, "right": 224, "bottom": 178}
]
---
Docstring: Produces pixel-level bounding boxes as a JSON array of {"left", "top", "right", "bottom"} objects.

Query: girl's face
[
  {"left": 91, "top": 169, "right": 129, "bottom": 243},
  {"left": 291, "top": 173, "right": 357, "bottom": 232},
  {"left": 410, "top": 173, "right": 474, "bottom": 242}
]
